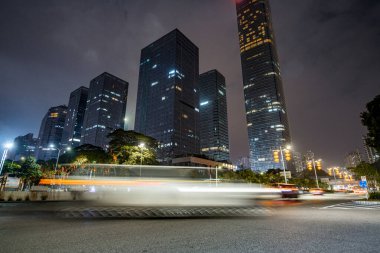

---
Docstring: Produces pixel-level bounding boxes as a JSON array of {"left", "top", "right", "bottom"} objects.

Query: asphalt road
[{"left": 0, "top": 198, "right": 379, "bottom": 253}]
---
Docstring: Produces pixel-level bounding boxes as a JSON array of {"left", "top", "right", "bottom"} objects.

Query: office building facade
[
  {"left": 11, "top": 133, "right": 37, "bottom": 161},
  {"left": 199, "top": 70, "right": 229, "bottom": 161},
  {"left": 35, "top": 105, "right": 68, "bottom": 160},
  {"left": 62, "top": 86, "right": 88, "bottom": 148},
  {"left": 81, "top": 72, "right": 128, "bottom": 149},
  {"left": 236, "top": 0, "right": 291, "bottom": 170},
  {"left": 135, "top": 29, "right": 200, "bottom": 162}
]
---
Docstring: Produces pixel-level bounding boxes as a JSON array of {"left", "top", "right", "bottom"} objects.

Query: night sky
[{"left": 1, "top": 0, "right": 379, "bottom": 167}]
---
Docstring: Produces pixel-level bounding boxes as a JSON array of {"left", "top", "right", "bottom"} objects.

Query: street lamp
[
  {"left": 47, "top": 145, "right": 71, "bottom": 174},
  {"left": 309, "top": 158, "right": 322, "bottom": 188},
  {"left": 0, "top": 142, "right": 14, "bottom": 176},
  {"left": 138, "top": 142, "right": 145, "bottom": 177},
  {"left": 278, "top": 145, "right": 291, "bottom": 184}
]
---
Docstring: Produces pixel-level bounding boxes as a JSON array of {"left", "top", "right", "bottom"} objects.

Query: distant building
[
  {"left": 235, "top": 156, "right": 251, "bottom": 170},
  {"left": 11, "top": 133, "right": 37, "bottom": 161},
  {"left": 81, "top": 72, "right": 128, "bottom": 149},
  {"left": 135, "top": 29, "right": 200, "bottom": 162},
  {"left": 35, "top": 105, "right": 68, "bottom": 160},
  {"left": 199, "top": 70, "right": 229, "bottom": 162},
  {"left": 236, "top": 0, "right": 291, "bottom": 170},
  {"left": 362, "top": 136, "right": 379, "bottom": 164},
  {"left": 344, "top": 150, "right": 362, "bottom": 168},
  {"left": 62, "top": 86, "right": 89, "bottom": 148},
  {"left": 293, "top": 151, "right": 304, "bottom": 173},
  {"left": 171, "top": 156, "right": 236, "bottom": 171}
]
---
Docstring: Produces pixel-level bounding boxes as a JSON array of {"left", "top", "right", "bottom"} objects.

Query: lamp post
[
  {"left": 278, "top": 145, "right": 291, "bottom": 184},
  {"left": 138, "top": 142, "right": 145, "bottom": 177},
  {"left": 47, "top": 145, "right": 71, "bottom": 174},
  {"left": 0, "top": 142, "right": 13, "bottom": 176}
]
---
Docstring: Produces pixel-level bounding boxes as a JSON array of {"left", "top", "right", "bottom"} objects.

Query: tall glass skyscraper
[
  {"left": 135, "top": 29, "right": 200, "bottom": 162},
  {"left": 199, "top": 70, "right": 229, "bottom": 162},
  {"left": 81, "top": 72, "right": 128, "bottom": 149},
  {"left": 35, "top": 105, "right": 68, "bottom": 160},
  {"left": 62, "top": 86, "right": 88, "bottom": 148},
  {"left": 236, "top": 0, "right": 291, "bottom": 170}
]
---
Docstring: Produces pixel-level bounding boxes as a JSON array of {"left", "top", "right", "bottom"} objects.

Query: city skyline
[{"left": 1, "top": 0, "right": 380, "bottom": 167}]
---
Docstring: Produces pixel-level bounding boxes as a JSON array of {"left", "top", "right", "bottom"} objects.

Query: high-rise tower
[
  {"left": 135, "top": 29, "right": 200, "bottom": 162},
  {"left": 35, "top": 105, "right": 68, "bottom": 160},
  {"left": 62, "top": 86, "right": 88, "bottom": 148},
  {"left": 81, "top": 72, "right": 128, "bottom": 149},
  {"left": 199, "top": 70, "right": 229, "bottom": 162},
  {"left": 236, "top": 0, "right": 291, "bottom": 170}
]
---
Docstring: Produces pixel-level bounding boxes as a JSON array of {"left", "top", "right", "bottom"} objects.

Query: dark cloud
[{"left": 0, "top": 0, "right": 379, "bottom": 167}]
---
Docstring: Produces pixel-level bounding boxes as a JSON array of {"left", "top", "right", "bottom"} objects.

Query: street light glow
[
  {"left": 4, "top": 142, "right": 13, "bottom": 149},
  {"left": 49, "top": 144, "right": 55, "bottom": 148},
  {"left": 139, "top": 142, "right": 145, "bottom": 148}
]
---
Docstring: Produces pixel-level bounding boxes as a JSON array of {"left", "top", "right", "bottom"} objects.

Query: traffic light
[
  {"left": 307, "top": 161, "right": 313, "bottom": 170},
  {"left": 316, "top": 160, "right": 322, "bottom": 170},
  {"left": 284, "top": 149, "right": 291, "bottom": 161},
  {"left": 273, "top": 150, "right": 280, "bottom": 163}
]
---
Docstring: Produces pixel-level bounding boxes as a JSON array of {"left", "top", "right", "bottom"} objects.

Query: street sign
[
  {"left": 280, "top": 171, "right": 291, "bottom": 179},
  {"left": 359, "top": 180, "right": 367, "bottom": 188},
  {"left": 361, "top": 176, "right": 367, "bottom": 182}
]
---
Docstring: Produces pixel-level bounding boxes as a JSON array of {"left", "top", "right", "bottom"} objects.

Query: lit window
[
  {"left": 200, "top": 101, "right": 209, "bottom": 106},
  {"left": 152, "top": 64, "right": 157, "bottom": 69},
  {"left": 151, "top": 81, "right": 158, "bottom": 86}
]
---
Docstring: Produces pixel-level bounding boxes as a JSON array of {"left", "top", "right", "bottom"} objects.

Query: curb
[{"left": 353, "top": 201, "right": 380, "bottom": 205}]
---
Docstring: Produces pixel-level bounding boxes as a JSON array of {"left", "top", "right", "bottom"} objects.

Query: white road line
[{"left": 321, "top": 202, "right": 380, "bottom": 210}]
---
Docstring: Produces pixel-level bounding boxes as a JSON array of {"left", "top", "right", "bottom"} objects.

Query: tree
[
  {"left": 350, "top": 162, "right": 380, "bottom": 189},
  {"left": 1, "top": 160, "right": 21, "bottom": 174},
  {"left": 59, "top": 144, "right": 111, "bottom": 164},
  {"left": 107, "top": 129, "right": 158, "bottom": 165},
  {"left": 14, "top": 157, "right": 42, "bottom": 190},
  {"left": 361, "top": 95, "right": 380, "bottom": 154}
]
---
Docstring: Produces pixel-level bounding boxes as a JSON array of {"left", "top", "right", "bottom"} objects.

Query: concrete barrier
[{"left": 0, "top": 191, "right": 84, "bottom": 202}]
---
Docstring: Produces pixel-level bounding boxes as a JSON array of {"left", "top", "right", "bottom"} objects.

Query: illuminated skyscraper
[
  {"left": 81, "top": 72, "right": 128, "bottom": 149},
  {"left": 135, "top": 29, "right": 200, "bottom": 162},
  {"left": 199, "top": 70, "right": 229, "bottom": 161},
  {"left": 62, "top": 86, "right": 88, "bottom": 148},
  {"left": 35, "top": 105, "right": 68, "bottom": 160},
  {"left": 236, "top": 0, "right": 291, "bottom": 170}
]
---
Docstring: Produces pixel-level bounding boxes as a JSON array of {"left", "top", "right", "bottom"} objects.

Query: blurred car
[
  {"left": 309, "top": 188, "right": 324, "bottom": 195},
  {"left": 274, "top": 183, "right": 299, "bottom": 198},
  {"left": 352, "top": 186, "right": 367, "bottom": 194}
]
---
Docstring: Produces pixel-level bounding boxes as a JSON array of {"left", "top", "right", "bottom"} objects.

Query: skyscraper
[
  {"left": 236, "top": 0, "right": 291, "bottom": 170},
  {"left": 81, "top": 72, "right": 128, "bottom": 149},
  {"left": 62, "top": 86, "right": 88, "bottom": 148},
  {"left": 135, "top": 29, "right": 200, "bottom": 162},
  {"left": 199, "top": 70, "right": 229, "bottom": 161},
  {"left": 11, "top": 133, "right": 37, "bottom": 161},
  {"left": 363, "top": 136, "right": 379, "bottom": 164},
  {"left": 35, "top": 105, "right": 68, "bottom": 160}
]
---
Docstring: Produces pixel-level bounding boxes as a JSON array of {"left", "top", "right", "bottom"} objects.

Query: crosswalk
[{"left": 321, "top": 201, "right": 380, "bottom": 210}]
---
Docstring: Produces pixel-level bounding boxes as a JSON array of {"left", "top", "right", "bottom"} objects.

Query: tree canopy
[
  {"left": 361, "top": 94, "right": 380, "bottom": 154},
  {"left": 107, "top": 129, "right": 158, "bottom": 164}
]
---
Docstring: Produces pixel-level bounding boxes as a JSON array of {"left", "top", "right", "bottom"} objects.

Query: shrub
[{"left": 369, "top": 192, "right": 380, "bottom": 200}]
